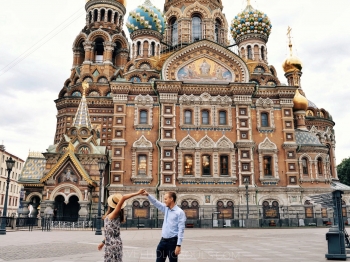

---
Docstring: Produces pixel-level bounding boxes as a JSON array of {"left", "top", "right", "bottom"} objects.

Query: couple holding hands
[{"left": 98, "top": 189, "right": 186, "bottom": 262}]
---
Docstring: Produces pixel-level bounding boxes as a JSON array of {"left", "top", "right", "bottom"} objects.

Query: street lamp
[
  {"left": 0, "top": 157, "right": 15, "bottom": 235},
  {"left": 244, "top": 177, "right": 249, "bottom": 220},
  {"left": 95, "top": 158, "right": 107, "bottom": 235}
]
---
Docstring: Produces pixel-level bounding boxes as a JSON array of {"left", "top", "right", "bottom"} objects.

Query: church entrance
[{"left": 54, "top": 195, "right": 80, "bottom": 222}]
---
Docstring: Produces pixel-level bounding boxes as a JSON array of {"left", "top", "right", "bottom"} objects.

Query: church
[{"left": 18, "top": 0, "right": 347, "bottom": 224}]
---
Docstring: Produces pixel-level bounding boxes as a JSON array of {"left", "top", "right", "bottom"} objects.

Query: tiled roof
[
  {"left": 19, "top": 152, "right": 46, "bottom": 183},
  {"left": 331, "top": 181, "right": 350, "bottom": 191},
  {"left": 295, "top": 130, "right": 322, "bottom": 145}
]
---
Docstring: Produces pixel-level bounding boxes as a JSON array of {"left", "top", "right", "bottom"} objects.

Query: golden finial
[{"left": 82, "top": 81, "right": 89, "bottom": 97}]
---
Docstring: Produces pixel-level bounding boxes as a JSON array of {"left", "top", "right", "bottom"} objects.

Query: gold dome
[
  {"left": 293, "top": 89, "right": 308, "bottom": 111},
  {"left": 283, "top": 54, "right": 303, "bottom": 73}
]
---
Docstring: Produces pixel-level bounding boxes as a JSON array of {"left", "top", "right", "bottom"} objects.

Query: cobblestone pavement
[{"left": 0, "top": 227, "right": 337, "bottom": 262}]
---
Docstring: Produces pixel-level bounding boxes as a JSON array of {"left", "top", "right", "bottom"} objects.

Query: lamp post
[
  {"left": 0, "top": 157, "right": 15, "bottom": 235},
  {"left": 95, "top": 158, "right": 107, "bottom": 235},
  {"left": 244, "top": 177, "right": 249, "bottom": 220}
]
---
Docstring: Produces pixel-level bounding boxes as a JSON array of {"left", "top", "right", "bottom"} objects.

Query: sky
[{"left": 0, "top": 0, "right": 349, "bottom": 164}]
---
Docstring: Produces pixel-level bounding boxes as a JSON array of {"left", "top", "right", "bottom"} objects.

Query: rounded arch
[
  {"left": 72, "top": 33, "right": 88, "bottom": 48},
  {"left": 69, "top": 87, "right": 84, "bottom": 97},
  {"left": 64, "top": 78, "right": 71, "bottom": 87},
  {"left": 258, "top": 196, "right": 284, "bottom": 206},
  {"left": 50, "top": 183, "right": 84, "bottom": 202},
  {"left": 26, "top": 192, "right": 42, "bottom": 202},
  {"left": 176, "top": 194, "right": 203, "bottom": 206},
  {"left": 212, "top": 11, "right": 228, "bottom": 28},
  {"left": 136, "top": 59, "right": 153, "bottom": 69},
  {"left": 87, "top": 29, "right": 111, "bottom": 42},
  {"left": 299, "top": 153, "right": 312, "bottom": 162},
  {"left": 58, "top": 88, "right": 68, "bottom": 99},
  {"left": 183, "top": 2, "right": 211, "bottom": 19},
  {"left": 212, "top": 195, "right": 235, "bottom": 205},
  {"left": 111, "top": 34, "right": 129, "bottom": 49},
  {"left": 165, "top": 6, "right": 182, "bottom": 20},
  {"left": 128, "top": 74, "right": 142, "bottom": 83},
  {"left": 125, "top": 61, "right": 135, "bottom": 72}
]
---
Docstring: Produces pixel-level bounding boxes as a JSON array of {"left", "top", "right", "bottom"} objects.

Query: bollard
[{"left": 325, "top": 190, "right": 347, "bottom": 260}]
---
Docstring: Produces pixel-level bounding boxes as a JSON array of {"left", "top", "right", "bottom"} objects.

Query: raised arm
[
  {"left": 143, "top": 191, "right": 166, "bottom": 213},
  {"left": 109, "top": 189, "right": 144, "bottom": 220}
]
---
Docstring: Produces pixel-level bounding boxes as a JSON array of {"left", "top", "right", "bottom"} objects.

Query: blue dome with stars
[{"left": 126, "top": 0, "right": 165, "bottom": 34}]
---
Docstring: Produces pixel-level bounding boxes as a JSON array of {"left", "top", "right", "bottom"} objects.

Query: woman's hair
[{"left": 102, "top": 206, "right": 125, "bottom": 223}]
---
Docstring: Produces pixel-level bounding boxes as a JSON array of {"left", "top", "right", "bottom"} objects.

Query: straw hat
[{"left": 107, "top": 193, "right": 126, "bottom": 209}]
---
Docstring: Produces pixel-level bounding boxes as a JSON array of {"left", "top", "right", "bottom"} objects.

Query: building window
[
  {"left": 138, "top": 155, "right": 147, "bottom": 176},
  {"left": 202, "top": 110, "right": 209, "bottom": 125},
  {"left": 241, "top": 151, "right": 250, "bottom": 159},
  {"left": 184, "top": 110, "right": 192, "bottom": 124},
  {"left": 192, "top": 15, "right": 202, "bottom": 41},
  {"left": 247, "top": 45, "right": 252, "bottom": 59},
  {"left": 286, "top": 133, "right": 293, "bottom": 141},
  {"left": 261, "top": 46, "right": 265, "bottom": 60},
  {"left": 219, "top": 111, "right": 227, "bottom": 125},
  {"left": 284, "top": 109, "right": 291, "bottom": 116},
  {"left": 240, "top": 120, "right": 247, "bottom": 127},
  {"left": 317, "top": 158, "right": 323, "bottom": 175},
  {"left": 115, "top": 148, "right": 122, "bottom": 156},
  {"left": 220, "top": 156, "right": 229, "bottom": 176},
  {"left": 164, "top": 150, "right": 172, "bottom": 158},
  {"left": 215, "top": 19, "right": 222, "bottom": 43},
  {"left": 202, "top": 155, "right": 211, "bottom": 176},
  {"left": 285, "top": 121, "right": 292, "bottom": 128},
  {"left": 184, "top": 155, "right": 193, "bottom": 175},
  {"left": 302, "top": 158, "right": 308, "bottom": 175},
  {"left": 170, "top": 18, "right": 178, "bottom": 46},
  {"left": 151, "top": 42, "right": 155, "bottom": 56},
  {"left": 261, "top": 113, "right": 269, "bottom": 127},
  {"left": 165, "top": 130, "right": 172, "bottom": 138},
  {"left": 139, "top": 110, "right": 148, "bottom": 124},
  {"left": 263, "top": 156, "right": 272, "bottom": 176},
  {"left": 114, "top": 161, "right": 121, "bottom": 170},
  {"left": 165, "top": 118, "right": 172, "bottom": 125}
]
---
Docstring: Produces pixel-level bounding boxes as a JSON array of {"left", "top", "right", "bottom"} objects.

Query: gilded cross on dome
[{"left": 287, "top": 26, "right": 292, "bottom": 45}]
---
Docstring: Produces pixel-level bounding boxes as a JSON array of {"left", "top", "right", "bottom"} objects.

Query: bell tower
[{"left": 163, "top": 0, "right": 228, "bottom": 48}]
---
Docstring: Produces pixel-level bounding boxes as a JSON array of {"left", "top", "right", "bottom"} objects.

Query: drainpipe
[{"left": 152, "top": 81, "right": 162, "bottom": 227}]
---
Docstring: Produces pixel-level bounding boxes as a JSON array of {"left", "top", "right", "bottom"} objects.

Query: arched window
[
  {"left": 184, "top": 110, "right": 192, "bottom": 124},
  {"left": 170, "top": 18, "right": 178, "bottom": 46},
  {"left": 302, "top": 158, "right": 309, "bottom": 175},
  {"left": 202, "top": 110, "right": 209, "bottom": 125},
  {"left": 139, "top": 110, "right": 148, "bottom": 124},
  {"left": 263, "top": 156, "right": 272, "bottom": 176},
  {"left": 215, "top": 19, "right": 222, "bottom": 43},
  {"left": 261, "top": 46, "right": 265, "bottom": 60},
  {"left": 247, "top": 45, "right": 253, "bottom": 60},
  {"left": 94, "top": 38, "right": 105, "bottom": 63},
  {"left": 94, "top": 9, "right": 98, "bottom": 22},
  {"left": 114, "top": 13, "right": 118, "bottom": 24},
  {"left": 184, "top": 155, "right": 193, "bottom": 175},
  {"left": 217, "top": 201, "right": 234, "bottom": 219},
  {"left": 317, "top": 158, "right": 323, "bottom": 175},
  {"left": 107, "top": 10, "right": 112, "bottom": 22},
  {"left": 89, "top": 12, "right": 92, "bottom": 24},
  {"left": 138, "top": 155, "right": 147, "bottom": 176},
  {"left": 220, "top": 156, "right": 228, "bottom": 176},
  {"left": 202, "top": 155, "right": 211, "bottom": 176},
  {"left": 151, "top": 42, "right": 156, "bottom": 56},
  {"left": 192, "top": 15, "right": 202, "bottom": 42},
  {"left": 137, "top": 41, "right": 141, "bottom": 56},
  {"left": 101, "top": 9, "right": 106, "bottom": 22},
  {"left": 261, "top": 113, "right": 269, "bottom": 127},
  {"left": 219, "top": 111, "right": 227, "bottom": 125}
]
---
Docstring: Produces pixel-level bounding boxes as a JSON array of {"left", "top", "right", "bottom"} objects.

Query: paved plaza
[{"left": 0, "top": 227, "right": 342, "bottom": 262}]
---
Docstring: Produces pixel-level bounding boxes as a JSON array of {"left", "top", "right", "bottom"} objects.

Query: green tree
[{"left": 337, "top": 157, "right": 350, "bottom": 186}]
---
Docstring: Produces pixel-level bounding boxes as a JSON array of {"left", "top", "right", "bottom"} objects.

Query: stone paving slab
[{"left": 0, "top": 228, "right": 342, "bottom": 261}]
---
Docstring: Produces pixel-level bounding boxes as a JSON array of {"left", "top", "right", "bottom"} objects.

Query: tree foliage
[{"left": 337, "top": 157, "right": 350, "bottom": 186}]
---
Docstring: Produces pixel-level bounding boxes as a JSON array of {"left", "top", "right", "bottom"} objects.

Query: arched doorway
[
  {"left": 29, "top": 196, "right": 41, "bottom": 218},
  {"left": 54, "top": 195, "right": 80, "bottom": 222}
]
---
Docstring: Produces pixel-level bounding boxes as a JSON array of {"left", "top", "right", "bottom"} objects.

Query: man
[{"left": 142, "top": 190, "right": 186, "bottom": 262}]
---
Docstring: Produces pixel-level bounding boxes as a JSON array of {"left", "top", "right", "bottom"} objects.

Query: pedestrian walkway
[{"left": 0, "top": 228, "right": 332, "bottom": 261}]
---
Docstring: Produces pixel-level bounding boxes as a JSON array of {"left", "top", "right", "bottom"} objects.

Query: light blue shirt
[{"left": 148, "top": 194, "right": 186, "bottom": 245}]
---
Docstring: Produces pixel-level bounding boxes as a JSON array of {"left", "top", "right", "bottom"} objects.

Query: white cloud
[{"left": 0, "top": 0, "right": 349, "bottom": 163}]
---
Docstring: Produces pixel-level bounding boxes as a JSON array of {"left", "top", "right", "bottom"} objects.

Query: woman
[{"left": 98, "top": 189, "right": 144, "bottom": 262}]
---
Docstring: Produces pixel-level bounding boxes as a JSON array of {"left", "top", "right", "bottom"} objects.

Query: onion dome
[
  {"left": 230, "top": 3, "right": 272, "bottom": 43},
  {"left": 293, "top": 89, "right": 308, "bottom": 111},
  {"left": 126, "top": 0, "right": 165, "bottom": 34},
  {"left": 282, "top": 53, "right": 303, "bottom": 73},
  {"left": 86, "top": 0, "right": 126, "bottom": 6}
]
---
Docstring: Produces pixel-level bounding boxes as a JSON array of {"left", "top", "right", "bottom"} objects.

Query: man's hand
[
  {"left": 141, "top": 189, "right": 149, "bottom": 196},
  {"left": 137, "top": 189, "right": 145, "bottom": 195},
  {"left": 175, "top": 246, "right": 181, "bottom": 256},
  {"left": 97, "top": 243, "right": 104, "bottom": 251}
]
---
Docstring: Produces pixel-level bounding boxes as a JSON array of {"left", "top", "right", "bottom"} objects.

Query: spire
[
  {"left": 287, "top": 26, "right": 293, "bottom": 56},
  {"left": 72, "top": 81, "right": 92, "bottom": 129}
]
